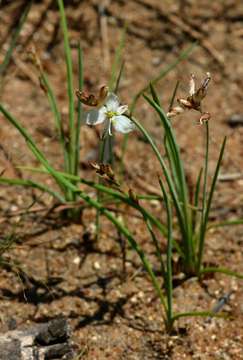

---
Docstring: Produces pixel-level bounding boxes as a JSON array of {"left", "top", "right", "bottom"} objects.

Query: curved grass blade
[
  {"left": 75, "top": 43, "right": 84, "bottom": 176},
  {"left": 168, "top": 80, "right": 180, "bottom": 112},
  {"left": 114, "top": 60, "right": 125, "bottom": 94},
  {"left": 143, "top": 217, "right": 166, "bottom": 278},
  {"left": 0, "top": 177, "right": 65, "bottom": 202},
  {"left": 130, "top": 116, "right": 187, "bottom": 242},
  {"left": 192, "top": 167, "right": 203, "bottom": 233},
  {"left": 172, "top": 310, "right": 227, "bottom": 323},
  {"left": 138, "top": 98, "right": 193, "bottom": 268},
  {"left": 108, "top": 25, "right": 127, "bottom": 92},
  {"left": 200, "top": 267, "right": 243, "bottom": 279},
  {"left": 57, "top": 0, "right": 75, "bottom": 176},
  {"left": 0, "top": 103, "right": 67, "bottom": 195},
  {"left": 40, "top": 72, "right": 69, "bottom": 172},
  {"left": 159, "top": 176, "right": 173, "bottom": 327},
  {"left": 0, "top": 1, "right": 32, "bottom": 76},
  {"left": 207, "top": 219, "right": 243, "bottom": 230},
  {"left": 18, "top": 165, "right": 168, "bottom": 237},
  {"left": 197, "top": 136, "right": 227, "bottom": 273}
]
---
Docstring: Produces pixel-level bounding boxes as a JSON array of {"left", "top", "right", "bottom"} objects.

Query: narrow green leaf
[
  {"left": 159, "top": 176, "right": 173, "bottom": 323},
  {"left": 40, "top": 72, "right": 69, "bottom": 172},
  {"left": 0, "top": 103, "right": 66, "bottom": 195},
  {"left": 142, "top": 96, "right": 193, "bottom": 268},
  {"left": 197, "top": 136, "right": 227, "bottom": 272},
  {"left": 207, "top": 219, "right": 243, "bottom": 230},
  {"left": 149, "top": 83, "right": 161, "bottom": 106},
  {"left": 130, "top": 116, "right": 186, "bottom": 241},
  {"left": 0, "top": 1, "right": 32, "bottom": 76},
  {"left": 200, "top": 266, "right": 243, "bottom": 279},
  {"left": 75, "top": 43, "right": 84, "bottom": 176},
  {"left": 192, "top": 167, "right": 203, "bottom": 233},
  {"left": 114, "top": 60, "right": 125, "bottom": 94},
  {"left": 108, "top": 25, "right": 127, "bottom": 92},
  {"left": 168, "top": 80, "right": 180, "bottom": 112},
  {"left": 172, "top": 311, "right": 227, "bottom": 322},
  {"left": 57, "top": 0, "right": 75, "bottom": 176},
  {"left": 0, "top": 177, "right": 65, "bottom": 202}
]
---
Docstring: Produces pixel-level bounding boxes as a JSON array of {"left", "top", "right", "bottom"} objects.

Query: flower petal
[
  {"left": 105, "top": 93, "right": 120, "bottom": 111},
  {"left": 189, "top": 73, "right": 196, "bottom": 96},
  {"left": 113, "top": 115, "right": 135, "bottom": 133},
  {"left": 117, "top": 105, "right": 128, "bottom": 115},
  {"left": 84, "top": 107, "right": 106, "bottom": 125}
]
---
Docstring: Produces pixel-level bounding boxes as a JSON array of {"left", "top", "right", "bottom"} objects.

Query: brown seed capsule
[
  {"left": 76, "top": 85, "right": 109, "bottom": 107},
  {"left": 167, "top": 72, "right": 211, "bottom": 123},
  {"left": 90, "top": 162, "right": 120, "bottom": 187},
  {"left": 199, "top": 112, "right": 211, "bottom": 125}
]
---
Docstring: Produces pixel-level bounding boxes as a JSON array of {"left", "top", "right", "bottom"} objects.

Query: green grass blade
[
  {"left": 71, "top": 177, "right": 169, "bottom": 238},
  {"left": 130, "top": 116, "right": 187, "bottom": 240},
  {"left": 144, "top": 217, "right": 166, "bottom": 278},
  {"left": 114, "top": 60, "right": 125, "bottom": 94},
  {"left": 150, "top": 84, "right": 180, "bottom": 193},
  {"left": 168, "top": 80, "right": 180, "bottom": 112},
  {"left": 18, "top": 165, "right": 168, "bottom": 236},
  {"left": 159, "top": 176, "right": 173, "bottom": 324},
  {"left": 197, "top": 136, "right": 227, "bottom": 272},
  {"left": 143, "top": 94, "right": 188, "bottom": 204},
  {"left": 0, "top": 103, "right": 66, "bottom": 195},
  {"left": 207, "top": 219, "right": 243, "bottom": 230},
  {"left": 164, "top": 80, "right": 181, "bottom": 191},
  {"left": 57, "top": 0, "right": 75, "bottom": 176},
  {"left": 200, "top": 122, "right": 209, "bottom": 231},
  {"left": 75, "top": 43, "right": 84, "bottom": 176},
  {"left": 194, "top": 168, "right": 203, "bottom": 214},
  {"left": 200, "top": 267, "right": 243, "bottom": 279},
  {"left": 192, "top": 167, "right": 203, "bottom": 233},
  {"left": 108, "top": 25, "right": 127, "bottom": 92},
  {"left": 40, "top": 72, "right": 69, "bottom": 172},
  {"left": 172, "top": 311, "right": 227, "bottom": 322},
  {"left": 0, "top": 1, "right": 32, "bottom": 76},
  {"left": 0, "top": 177, "right": 65, "bottom": 202},
  {"left": 142, "top": 96, "right": 193, "bottom": 268},
  {"left": 149, "top": 82, "right": 161, "bottom": 106}
]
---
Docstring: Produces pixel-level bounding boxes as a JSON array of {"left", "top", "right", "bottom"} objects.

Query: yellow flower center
[{"left": 106, "top": 110, "right": 117, "bottom": 119}]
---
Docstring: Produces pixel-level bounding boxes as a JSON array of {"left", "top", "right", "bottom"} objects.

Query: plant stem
[{"left": 57, "top": 0, "right": 75, "bottom": 178}]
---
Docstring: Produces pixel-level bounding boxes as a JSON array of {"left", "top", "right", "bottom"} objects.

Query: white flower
[{"left": 84, "top": 93, "right": 134, "bottom": 137}]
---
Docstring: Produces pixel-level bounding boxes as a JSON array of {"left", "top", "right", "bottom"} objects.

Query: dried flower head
[
  {"left": 90, "top": 162, "right": 120, "bottom": 187},
  {"left": 76, "top": 85, "right": 108, "bottom": 107},
  {"left": 27, "top": 45, "right": 42, "bottom": 71},
  {"left": 167, "top": 73, "right": 211, "bottom": 124}
]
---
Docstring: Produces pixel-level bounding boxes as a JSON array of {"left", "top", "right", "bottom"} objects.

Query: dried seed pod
[
  {"left": 167, "top": 72, "right": 211, "bottom": 124},
  {"left": 76, "top": 85, "right": 109, "bottom": 107},
  {"left": 199, "top": 112, "right": 211, "bottom": 124},
  {"left": 90, "top": 162, "right": 120, "bottom": 187}
]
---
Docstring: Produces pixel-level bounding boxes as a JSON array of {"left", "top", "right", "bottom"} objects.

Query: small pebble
[
  {"left": 93, "top": 261, "right": 101, "bottom": 270},
  {"left": 73, "top": 257, "right": 81, "bottom": 265},
  {"left": 226, "top": 114, "right": 243, "bottom": 127}
]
